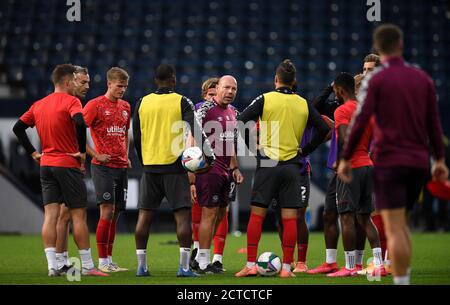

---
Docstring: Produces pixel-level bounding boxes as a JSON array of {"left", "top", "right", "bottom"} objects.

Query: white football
[
  {"left": 181, "top": 146, "right": 206, "bottom": 172},
  {"left": 257, "top": 252, "right": 282, "bottom": 276}
]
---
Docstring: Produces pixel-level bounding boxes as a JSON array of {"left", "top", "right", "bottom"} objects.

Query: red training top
[
  {"left": 83, "top": 95, "right": 131, "bottom": 168},
  {"left": 20, "top": 92, "right": 83, "bottom": 168},
  {"left": 335, "top": 99, "right": 373, "bottom": 169}
]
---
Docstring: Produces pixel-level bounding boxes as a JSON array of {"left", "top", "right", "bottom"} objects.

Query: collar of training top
[
  {"left": 384, "top": 56, "right": 404, "bottom": 66},
  {"left": 155, "top": 87, "right": 174, "bottom": 94},
  {"left": 275, "top": 87, "right": 293, "bottom": 94}
]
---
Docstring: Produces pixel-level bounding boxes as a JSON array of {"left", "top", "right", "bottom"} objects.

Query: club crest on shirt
[
  {"left": 104, "top": 110, "right": 111, "bottom": 116},
  {"left": 212, "top": 195, "right": 219, "bottom": 203},
  {"left": 103, "top": 192, "right": 112, "bottom": 201},
  {"left": 122, "top": 110, "right": 128, "bottom": 119}
]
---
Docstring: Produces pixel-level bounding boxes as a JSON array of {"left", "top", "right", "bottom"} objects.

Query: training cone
[{"left": 427, "top": 180, "right": 450, "bottom": 201}]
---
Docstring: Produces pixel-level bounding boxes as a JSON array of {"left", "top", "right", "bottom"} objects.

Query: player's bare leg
[
  {"left": 42, "top": 203, "right": 61, "bottom": 276},
  {"left": 308, "top": 209, "right": 340, "bottom": 274},
  {"left": 324, "top": 210, "right": 339, "bottom": 257},
  {"left": 340, "top": 212, "right": 356, "bottom": 257},
  {"left": 356, "top": 214, "right": 386, "bottom": 276},
  {"left": 70, "top": 207, "right": 90, "bottom": 249},
  {"left": 356, "top": 215, "right": 380, "bottom": 248},
  {"left": 355, "top": 218, "right": 366, "bottom": 270},
  {"left": 198, "top": 206, "right": 223, "bottom": 273},
  {"left": 173, "top": 207, "right": 197, "bottom": 276},
  {"left": 43, "top": 204, "right": 61, "bottom": 248},
  {"left": 174, "top": 207, "right": 192, "bottom": 248},
  {"left": 381, "top": 208, "right": 411, "bottom": 284},
  {"left": 70, "top": 207, "right": 107, "bottom": 276},
  {"left": 135, "top": 209, "right": 154, "bottom": 276},
  {"left": 55, "top": 204, "right": 71, "bottom": 272},
  {"left": 328, "top": 212, "right": 357, "bottom": 277}
]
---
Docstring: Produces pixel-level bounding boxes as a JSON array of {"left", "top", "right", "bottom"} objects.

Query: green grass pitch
[{"left": 1, "top": 232, "right": 449, "bottom": 285}]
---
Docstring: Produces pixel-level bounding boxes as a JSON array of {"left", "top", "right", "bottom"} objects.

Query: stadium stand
[{"left": 0, "top": 0, "right": 448, "bottom": 231}]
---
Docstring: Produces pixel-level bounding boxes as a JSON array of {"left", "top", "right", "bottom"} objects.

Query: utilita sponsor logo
[
  {"left": 106, "top": 125, "right": 127, "bottom": 135},
  {"left": 219, "top": 131, "right": 235, "bottom": 142}
]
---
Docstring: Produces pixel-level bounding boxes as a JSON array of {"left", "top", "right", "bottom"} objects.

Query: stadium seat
[{"left": 0, "top": 0, "right": 448, "bottom": 190}]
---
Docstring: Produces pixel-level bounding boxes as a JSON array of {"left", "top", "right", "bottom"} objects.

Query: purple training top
[
  {"left": 327, "top": 126, "right": 337, "bottom": 170},
  {"left": 195, "top": 101, "right": 205, "bottom": 111},
  {"left": 299, "top": 127, "right": 313, "bottom": 174},
  {"left": 196, "top": 99, "right": 238, "bottom": 176},
  {"left": 343, "top": 57, "right": 444, "bottom": 168}
]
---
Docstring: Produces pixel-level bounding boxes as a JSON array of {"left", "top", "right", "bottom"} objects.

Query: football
[
  {"left": 256, "top": 252, "right": 282, "bottom": 276},
  {"left": 181, "top": 146, "right": 207, "bottom": 173}
]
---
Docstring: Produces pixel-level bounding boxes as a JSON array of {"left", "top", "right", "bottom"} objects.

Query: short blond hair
[
  {"left": 107, "top": 67, "right": 129, "bottom": 82},
  {"left": 201, "top": 77, "right": 219, "bottom": 97}
]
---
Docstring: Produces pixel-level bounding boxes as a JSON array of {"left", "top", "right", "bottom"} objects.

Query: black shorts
[
  {"left": 272, "top": 173, "right": 310, "bottom": 210},
  {"left": 324, "top": 173, "right": 338, "bottom": 212},
  {"left": 138, "top": 172, "right": 191, "bottom": 211},
  {"left": 299, "top": 174, "right": 310, "bottom": 208},
  {"left": 91, "top": 164, "right": 128, "bottom": 211},
  {"left": 373, "top": 166, "right": 427, "bottom": 210},
  {"left": 336, "top": 166, "right": 374, "bottom": 215},
  {"left": 40, "top": 166, "right": 87, "bottom": 209},
  {"left": 251, "top": 163, "right": 303, "bottom": 209}
]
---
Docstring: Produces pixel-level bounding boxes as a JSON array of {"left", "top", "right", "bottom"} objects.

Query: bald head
[
  {"left": 219, "top": 75, "right": 237, "bottom": 86},
  {"left": 216, "top": 75, "right": 237, "bottom": 106}
]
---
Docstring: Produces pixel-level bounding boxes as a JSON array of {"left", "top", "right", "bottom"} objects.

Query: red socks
[
  {"left": 97, "top": 218, "right": 118, "bottom": 259},
  {"left": 213, "top": 212, "right": 228, "bottom": 255},
  {"left": 372, "top": 214, "right": 387, "bottom": 259},
  {"left": 192, "top": 200, "right": 202, "bottom": 242},
  {"left": 108, "top": 220, "right": 116, "bottom": 257},
  {"left": 297, "top": 243, "right": 308, "bottom": 263},
  {"left": 247, "top": 213, "right": 264, "bottom": 262},
  {"left": 247, "top": 215, "right": 298, "bottom": 264},
  {"left": 96, "top": 218, "right": 111, "bottom": 259},
  {"left": 282, "top": 218, "right": 297, "bottom": 264}
]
